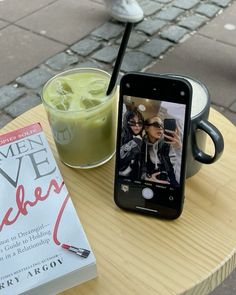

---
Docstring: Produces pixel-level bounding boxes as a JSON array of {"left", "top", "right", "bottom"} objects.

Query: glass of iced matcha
[{"left": 41, "top": 68, "right": 118, "bottom": 168}]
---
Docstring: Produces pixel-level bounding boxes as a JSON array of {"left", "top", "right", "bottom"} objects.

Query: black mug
[{"left": 166, "top": 74, "right": 224, "bottom": 177}]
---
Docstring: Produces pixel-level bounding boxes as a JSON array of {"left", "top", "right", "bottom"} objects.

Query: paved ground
[
  {"left": 0, "top": 0, "right": 236, "bottom": 293},
  {"left": 1, "top": 0, "right": 236, "bottom": 128}
]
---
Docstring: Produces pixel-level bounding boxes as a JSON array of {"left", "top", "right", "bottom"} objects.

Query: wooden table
[{"left": 1, "top": 105, "right": 236, "bottom": 295}]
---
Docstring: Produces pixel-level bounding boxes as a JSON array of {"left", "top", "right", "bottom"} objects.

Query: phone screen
[{"left": 114, "top": 74, "right": 191, "bottom": 219}]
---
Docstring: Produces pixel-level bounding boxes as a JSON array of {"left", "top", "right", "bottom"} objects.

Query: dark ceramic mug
[{"left": 166, "top": 74, "right": 224, "bottom": 178}]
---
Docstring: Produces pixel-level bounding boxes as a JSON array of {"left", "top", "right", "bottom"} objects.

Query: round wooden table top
[{"left": 1, "top": 105, "right": 236, "bottom": 295}]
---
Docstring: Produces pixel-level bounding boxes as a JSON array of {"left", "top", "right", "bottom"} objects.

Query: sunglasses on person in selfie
[
  {"left": 128, "top": 120, "right": 143, "bottom": 127},
  {"left": 145, "top": 122, "right": 164, "bottom": 129}
]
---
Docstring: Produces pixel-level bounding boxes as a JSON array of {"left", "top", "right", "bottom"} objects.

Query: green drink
[{"left": 42, "top": 68, "right": 118, "bottom": 168}]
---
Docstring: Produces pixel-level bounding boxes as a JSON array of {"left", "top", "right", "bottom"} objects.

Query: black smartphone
[
  {"left": 114, "top": 72, "right": 192, "bottom": 219},
  {"left": 164, "top": 118, "right": 177, "bottom": 138}
]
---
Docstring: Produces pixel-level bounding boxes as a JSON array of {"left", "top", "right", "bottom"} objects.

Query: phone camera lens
[{"left": 180, "top": 91, "right": 185, "bottom": 96}]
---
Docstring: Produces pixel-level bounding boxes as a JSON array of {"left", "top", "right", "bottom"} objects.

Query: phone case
[
  {"left": 164, "top": 119, "right": 177, "bottom": 131},
  {"left": 114, "top": 72, "right": 192, "bottom": 219}
]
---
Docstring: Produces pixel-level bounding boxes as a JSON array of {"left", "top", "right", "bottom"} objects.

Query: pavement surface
[{"left": 0, "top": 0, "right": 236, "bottom": 294}]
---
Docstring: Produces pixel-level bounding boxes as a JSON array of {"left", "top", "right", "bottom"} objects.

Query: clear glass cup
[{"left": 41, "top": 68, "right": 118, "bottom": 168}]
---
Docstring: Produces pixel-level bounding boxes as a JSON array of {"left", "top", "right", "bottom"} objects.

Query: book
[{"left": 0, "top": 123, "right": 97, "bottom": 295}]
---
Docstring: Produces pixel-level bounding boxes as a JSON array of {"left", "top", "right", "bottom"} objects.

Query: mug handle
[{"left": 193, "top": 120, "right": 224, "bottom": 164}]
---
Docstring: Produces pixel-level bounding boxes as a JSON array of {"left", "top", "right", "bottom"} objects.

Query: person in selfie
[
  {"left": 104, "top": 0, "right": 144, "bottom": 23},
  {"left": 141, "top": 116, "right": 181, "bottom": 186},
  {"left": 119, "top": 108, "right": 144, "bottom": 179}
]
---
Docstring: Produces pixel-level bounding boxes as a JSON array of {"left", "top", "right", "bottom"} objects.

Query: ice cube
[
  {"left": 94, "top": 116, "right": 106, "bottom": 126},
  {"left": 88, "top": 79, "right": 107, "bottom": 95},
  {"left": 50, "top": 95, "right": 72, "bottom": 111},
  {"left": 69, "top": 95, "right": 83, "bottom": 111},
  {"left": 81, "top": 97, "right": 101, "bottom": 109},
  {"left": 55, "top": 79, "right": 73, "bottom": 96}
]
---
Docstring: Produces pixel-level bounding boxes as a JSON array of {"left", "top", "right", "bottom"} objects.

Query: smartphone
[
  {"left": 164, "top": 118, "right": 177, "bottom": 138},
  {"left": 114, "top": 72, "right": 192, "bottom": 219}
]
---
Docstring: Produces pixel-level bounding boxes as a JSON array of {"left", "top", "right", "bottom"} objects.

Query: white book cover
[{"left": 0, "top": 123, "right": 97, "bottom": 295}]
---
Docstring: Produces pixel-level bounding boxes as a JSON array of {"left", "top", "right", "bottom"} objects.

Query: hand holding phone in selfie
[{"left": 164, "top": 127, "right": 182, "bottom": 149}]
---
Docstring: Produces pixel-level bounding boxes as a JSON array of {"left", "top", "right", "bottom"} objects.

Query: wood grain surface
[{"left": 1, "top": 105, "right": 236, "bottom": 295}]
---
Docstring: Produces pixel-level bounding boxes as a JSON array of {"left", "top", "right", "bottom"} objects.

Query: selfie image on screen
[{"left": 118, "top": 96, "right": 186, "bottom": 189}]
